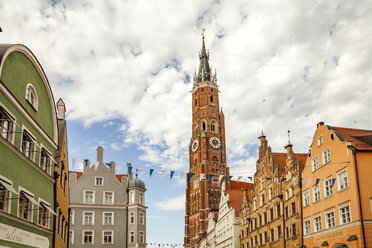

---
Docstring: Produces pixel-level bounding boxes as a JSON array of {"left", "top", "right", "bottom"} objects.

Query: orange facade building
[
  {"left": 302, "top": 122, "right": 372, "bottom": 248},
  {"left": 184, "top": 37, "right": 230, "bottom": 247}
]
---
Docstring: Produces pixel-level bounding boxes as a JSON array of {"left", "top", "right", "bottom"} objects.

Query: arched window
[
  {"left": 210, "top": 96, "right": 213, "bottom": 103},
  {"left": 194, "top": 125, "right": 198, "bottom": 136},
  {"left": 60, "top": 162, "right": 65, "bottom": 188},
  {"left": 63, "top": 174, "right": 67, "bottom": 194},
  {"left": 25, "top": 84, "right": 38, "bottom": 110},
  {"left": 202, "top": 121, "right": 206, "bottom": 132},
  {"left": 211, "top": 121, "right": 216, "bottom": 132},
  {"left": 195, "top": 98, "right": 197, "bottom": 107},
  {"left": 212, "top": 156, "right": 218, "bottom": 162}
]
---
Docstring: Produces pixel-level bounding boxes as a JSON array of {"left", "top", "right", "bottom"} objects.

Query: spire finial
[
  {"left": 261, "top": 131, "right": 264, "bottom": 137},
  {"left": 135, "top": 168, "right": 138, "bottom": 178},
  {"left": 288, "top": 129, "right": 291, "bottom": 145},
  {"left": 201, "top": 28, "right": 206, "bottom": 39}
]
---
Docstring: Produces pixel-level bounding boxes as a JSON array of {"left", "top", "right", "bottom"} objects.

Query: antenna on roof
[{"left": 288, "top": 129, "right": 291, "bottom": 145}]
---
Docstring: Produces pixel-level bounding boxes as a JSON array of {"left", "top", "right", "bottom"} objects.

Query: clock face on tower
[
  {"left": 192, "top": 139, "right": 199, "bottom": 152},
  {"left": 209, "top": 137, "right": 221, "bottom": 149}
]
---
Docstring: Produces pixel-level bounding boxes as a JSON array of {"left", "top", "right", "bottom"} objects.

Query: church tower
[{"left": 184, "top": 34, "right": 230, "bottom": 247}]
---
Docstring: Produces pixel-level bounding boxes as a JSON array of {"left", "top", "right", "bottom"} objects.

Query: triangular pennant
[
  {"left": 237, "top": 176, "right": 242, "bottom": 181},
  {"left": 179, "top": 171, "right": 185, "bottom": 179},
  {"left": 71, "top": 157, "right": 77, "bottom": 168},
  {"left": 281, "top": 178, "right": 286, "bottom": 184},
  {"left": 228, "top": 176, "right": 233, "bottom": 181},
  {"left": 258, "top": 177, "right": 263, "bottom": 182},
  {"left": 266, "top": 177, "right": 271, "bottom": 181},
  {"left": 170, "top": 171, "right": 175, "bottom": 180},
  {"left": 117, "top": 164, "right": 122, "bottom": 174},
  {"left": 150, "top": 169, "right": 154, "bottom": 178},
  {"left": 105, "top": 162, "right": 112, "bottom": 167},
  {"left": 200, "top": 174, "right": 206, "bottom": 180},
  {"left": 161, "top": 169, "right": 166, "bottom": 176},
  {"left": 219, "top": 175, "right": 224, "bottom": 183},
  {"left": 128, "top": 165, "right": 133, "bottom": 175},
  {"left": 316, "top": 178, "right": 320, "bottom": 187},
  {"left": 208, "top": 174, "right": 214, "bottom": 181},
  {"left": 189, "top": 173, "right": 195, "bottom": 181},
  {"left": 274, "top": 178, "right": 279, "bottom": 183},
  {"left": 248, "top": 176, "right": 252, "bottom": 182},
  {"left": 331, "top": 178, "right": 336, "bottom": 188}
]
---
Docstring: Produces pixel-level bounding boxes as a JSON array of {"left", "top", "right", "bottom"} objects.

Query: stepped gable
[{"left": 226, "top": 180, "right": 253, "bottom": 217}]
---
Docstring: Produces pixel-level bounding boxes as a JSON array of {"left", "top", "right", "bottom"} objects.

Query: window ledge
[
  {"left": 337, "top": 187, "right": 349, "bottom": 193},
  {"left": 323, "top": 194, "right": 334, "bottom": 200}
]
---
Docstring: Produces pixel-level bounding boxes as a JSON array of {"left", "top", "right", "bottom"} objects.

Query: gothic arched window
[
  {"left": 212, "top": 156, "right": 218, "bottom": 162},
  {"left": 195, "top": 98, "right": 197, "bottom": 107},
  {"left": 202, "top": 121, "right": 206, "bottom": 132},
  {"left": 211, "top": 121, "right": 216, "bottom": 132},
  {"left": 210, "top": 96, "right": 213, "bottom": 103}
]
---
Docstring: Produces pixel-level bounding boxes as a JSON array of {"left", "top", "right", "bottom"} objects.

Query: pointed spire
[{"left": 197, "top": 32, "right": 211, "bottom": 83}]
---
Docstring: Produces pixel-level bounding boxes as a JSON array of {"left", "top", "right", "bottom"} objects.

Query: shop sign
[
  {"left": 0, "top": 223, "right": 49, "bottom": 247},
  {"left": 321, "top": 230, "right": 344, "bottom": 240}
]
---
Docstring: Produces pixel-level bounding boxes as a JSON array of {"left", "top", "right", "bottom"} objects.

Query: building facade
[
  {"left": 54, "top": 98, "right": 70, "bottom": 247},
  {"left": 242, "top": 134, "right": 305, "bottom": 248},
  {"left": 185, "top": 36, "right": 230, "bottom": 247},
  {"left": 206, "top": 211, "right": 218, "bottom": 248},
  {"left": 69, "top": 146, "right": 147, "bottom": 247},
  {"left": 0, "top": 44, "right": 59, "bottom": 247},
  {"left": 302, "top": 122, "right": 372, "bottom": 248},
  {"left": 216, "top": 181, "right": 253, "bottom": 248}
]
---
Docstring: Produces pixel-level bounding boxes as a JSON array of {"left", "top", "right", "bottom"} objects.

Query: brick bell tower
[{"left": 184, "top": 33, "right": 230, "bottom": 247}]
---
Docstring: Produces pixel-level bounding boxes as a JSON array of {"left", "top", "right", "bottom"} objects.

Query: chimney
[
  {"left": 56, "top": 98, "right": 66, "bottom": 120},
  {"left": 96, "top": 146, "right": 104, "bottom": 162}
]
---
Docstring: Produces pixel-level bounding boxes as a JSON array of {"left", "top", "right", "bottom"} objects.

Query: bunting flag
[
  {"left": 128, "top": 165, "right": 133, "bottom": 175},
  {"left": 201, "top": 174, "right": 207, "bottom": 180},
  {"left": 161, "top": 169, "right": 166, "bottom": 176},
  {"left": 299, "top": 178, "right": 303, "bottom": 186},
  {"left": 208, "top": 174, "right": 214, "bottom": 181},
  {"left": 281, "top": 178, "right": 286, "bottom": 184},
  {"left": 219, "top": 175, "right": 224, "bottom": 183},
  {"left": 307, "top": 178, "right": 311, "bottom": 187},
  {"left": 189, "top": 173, "right": 195, "bottom": 181},
  {"left": 179, "top": 172, "right": 185, "bottom": 179},
  {"left": 105, "top": 162, "right": 112, "bottom": 167},
  {"left": 117, "top": 164, "right": 122, "bottom": 174},
  {"left": 228, "top": 176, "right": 233, "bottom": 181},
  {"left": 292, "top": 177, "right": 296, "bottom": 185},
  {"left": 266, "top": 177, "right": 271, "bottom": 181},
  {"left": 150, "top": 169, "right": 154, "bottom": 178},
  {"left": 331, "top": 178, "right": 336, "bottom": 188},
  {"left": 139, "top": 168, "right": 143, "bottom": 171},
  {"left": 71, "top": 157, "right": 77, "bottom": 168},
  {"left": 274, "top": 178, "right": 279, "bottom": 183},
  {"left": 84, "top": 159, "right": 89, "bottom": 166},
  {"left": 248, "top": 177, "right": 252, "bottom": 182},
  {"left": 316, "top": 178, "right": 320, "bottom": 187},
  {"left": 170, "top": 171, "right": 175, "bottom": 180},
  {"left": 237, "top": 176, "right": 242, "bottom": 181}
]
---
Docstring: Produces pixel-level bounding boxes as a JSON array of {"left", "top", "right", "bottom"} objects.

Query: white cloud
[
  {"left": 1, "top": 0, "right": 372, "bottom": 174},
  {"left": 154, "top": 194, "right": 185, "bottom": 211}
]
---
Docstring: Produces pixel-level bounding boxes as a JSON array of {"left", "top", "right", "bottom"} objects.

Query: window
[
  {"left": 139, "top": 231, "right": 144, "bottom": 243},
  {"left": 211, "top": 121, "right": 216, "bottom": 132},
  {"left": 210, "top": 96, "right": 213, "bottom": 103},
  {"left": 40, "top": 148, "right": 51, "bottom": 174},
  {"left": 314, "top": 216, "right": 322, "bottom": 232},
  {"left": 18, "top": 191, "right": 33, "bottom": 221},
  {"left": 84, "top": 212, "right": 94, "bottom": 225},
  {"left": 194, "top": 98, "right": 197, "bottom": 107},
  {"left": 202, "top": 121, "right": 206, "bottom": 132},
  {"left": 70, "top": 211, "right": 75, "bottom": 225},
  {"left": 339, "top": 205, "right": 351, "bottom": 224},
  {"left": 95, "top": 177, "right": 103, "bottom": 186},
  {"left": 325, "top": 211, "right": 335, "bottom": 229},
  {"left": 69, "top": 230, "right": 74, "bottom": 245},
  {"left": 322, "top": 147, "right": 331, "bottom": 164},
  {"left": 83, "top": 231, "right": 93, "bottom": 244},
  {"left": 0, "top": 180, "right": 11, "bottom": 213},
  {"left": 0, "top": 107, "right": 14, "bottom": 142},
  {"left": 312, "top": 156, "right": 319, "bottom": 172},
  {"left": 139, "top": 193, "right": 144, "bottom": 205},
  {"left": 26, "top": 84, "right": 38, "bottom": 110},
  {"left": 291, "top": 202, "right": 296, "bottom": 215},
  {"left": 130, "top": 212, "right": 135, "bottom": 224},
  {"left": 130, "top": 231, "right": 135, "bottom": 243},
  {"left": 337, "top": 170, "right": 348, "bottom": 191},
  {"left": 317, "top": 135, "right": 323, "bottom": 146},
  {"left": 104, "top": 192, "right": 113, "bottom": 204},
  {"left": 303, "top": 191, "right": 310, "bottom": 207},
  {"left": 139, "top": 212, "right": 144, "bottom": 224},
  {"left": 104, "top": 212, "right": 113, "bottom": 225},
  {"left": 84, "top": 191, "right": 94, "bottom": 203},
  {"left": 269, "top": 188, "right": 273, "bottom": 200},
  {"left": 130, "top": 192, "right": 135, "bottom": 204},
  {"left": 103, "top": 231, "right": 113, "bottom": 244},
  {"left": 313, "top": 184, "right": 321, "bottom": 202},
  {"left": 304, "top": 220, "right": 311, "bottom": 235},
  {"left": 324, "top": 178, "right": 333, "bottom": 197},
  {"left": 21, "top": 130, "right": 35, "bottom": 160},
  {"left": 38, "top": 203, "right": 49, "bottom": 228},
  {"left": 292, "top": 223, "right": 296, "bottom": 236},
  {"left": 277, "top": 203, "right": 281, "bottom": 217}
]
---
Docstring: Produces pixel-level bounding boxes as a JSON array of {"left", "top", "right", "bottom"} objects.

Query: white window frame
[
  {"left": 70, "top": 210, "right": 75, "bottom": 225},
  {"left": 339, "top": 204, "right": 352, "bottom": 225},
  {"left": 337, "top": 169, "right": 349, "bottom": 191},
  {"left": 312, "top": 156, "right": 319, "bottom": 172},
  {"left": 139, "top": 192, "right": 144, "bottom": 205},
  {"left": 25, "top": 83, "right": 39, "bottom": 111},
  {"left": 39, "top": 144, "right": 52, "bottom": 175},
  {"left": 314, "top": 215, "right": 322, "bottom": 232},
  {"left": 95, "top": 176, "right": 104, "bottom": 186},
  {"left": 129, "top": 231, "right": 135, "bottom": 243},
  {"left": 17, "top": 186, "right": 35, "bottom": 222},
  {"left": 37, "top": 197, "right": 51, "bottom": 229},
  {"left": 317, "top": 135, "right": 323, "bottom": 146},
  {"left": 313, "top": 184, "right": 321, "bottom": 203},
  {"left": 130, "top": 191, "right": 135, "bottom": 204},
  {"left": 0, "top": 175, "right": 14, "bottom": 214},
  {"left": 303, "top": 190, "right": 310, "bottom": 207},
  {"left": 20, "top": 125, "right": 37, "bottom": 162},
  {"left": 69, "top": 230, "right": 74, "bottom": 245},
  {"left": 82, "top": 230, "right": 94, "bottom": 245},
  {"left": 103, "top": 191, "right": 114, "bottom": 204},
  {"left": 139, "top": 212, "right": 145, "bottom": 225},
  {"left": 83, "top": 190, "right": 95, "bottom": 204},
  {"left": 322, "top": 147, "right": 331, "bottom": 165},
  {"left": 103, "top": 212, "right": 114, "bottom": 225},
  {"left": 130, "top": 212, "right": 135, "bottom": 224},
  {"left": 324, "top": 178, "right": 333, "bottom": 197},
  {"left": 304, "top": 219, "right": 311, "bottom": 235},
  {"left": 83, "top": 211, "right": 95, "bottom": 225},
  {"left": 139, "top": 231, "right": 144, "bottom": 243},
  {"left": 0, "top": 103, "right": 17, "bottom": 145},
  {"left": 102, "top": 230, "right": 114, "bottom": 244},
  {"left": 325, "top": 210, "right": 335, "bottom": 229}
]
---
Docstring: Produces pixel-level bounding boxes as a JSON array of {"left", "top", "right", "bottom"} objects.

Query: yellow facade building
[
  {"left": 54, "top": 99, "right": 69, "bottom": 248},
  {"left": 302, "top": 122, "right": 372, "bottom": 248}
]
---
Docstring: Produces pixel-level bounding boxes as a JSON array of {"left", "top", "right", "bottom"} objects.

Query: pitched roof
[
  {"left": 68, "top": 171, "right": 127, "bottom": 183},
  {"left": 328, "top": 125, "right": 372, "bottom": 151},
  {"left": 226, "top": 180, "right": 254, "bottom": 217},
  {"left": 273, "top": 153, "right": 287, "bottom": 170}
]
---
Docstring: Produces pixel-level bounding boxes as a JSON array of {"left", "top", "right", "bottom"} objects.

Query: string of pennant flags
[
  {"left": 70, "top": 158, "right": 338, "bottom": 188},
  {"left": 145, "top": 238, "right": 239, "bottom": 247}
]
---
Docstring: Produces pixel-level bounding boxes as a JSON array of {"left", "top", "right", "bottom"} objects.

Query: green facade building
[{"left": 0, "top": 44, "right": 59, "bottom": 247}]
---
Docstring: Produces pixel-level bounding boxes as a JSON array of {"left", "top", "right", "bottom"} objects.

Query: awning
[
  {"left": 321, "top": 241, "right": 329, "bottom": 246},
  {"left": 0, "top": 179, "right": 18, "bottom": 195},
  {"left": 347, "top": 235, "right": 358, "bottom": 241},
  {"left": 22, "top": 192, "right": 39, "bottom": 207},
  {"left": 40, "top": 202, "right": 57, "bottom": 216}
]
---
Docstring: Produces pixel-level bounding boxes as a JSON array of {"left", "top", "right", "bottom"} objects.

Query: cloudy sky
[{"left": 1, "top": 0, "right": 372, "bottom": 244}]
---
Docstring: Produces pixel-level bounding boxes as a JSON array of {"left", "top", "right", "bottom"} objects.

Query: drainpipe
[
  {"left": 299, "top": 163, "right": 304, "bottom": 248},
  {"left": 347, "top": 146, "right": 366, "bottom": 248},
  {"left": 53, "top": 171, "right": 58, "bottom": 248},
  {"left": 67, "top": 207, "right": 71, "bottom": 246},
  {"left": 278, "top": 194, "right": 285, "bottom": 248}
]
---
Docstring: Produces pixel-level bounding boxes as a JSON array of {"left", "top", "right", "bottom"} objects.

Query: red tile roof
[
  {"left": 68, "top": 171, "right": 127, "bottom": 183},
  {"left": 226, "top": 180, "right": 253, "bottom": 217},
  {"left": 329, "top": 125, "right": 372, "bottom": 151}
]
